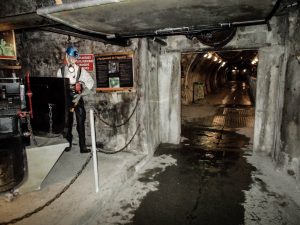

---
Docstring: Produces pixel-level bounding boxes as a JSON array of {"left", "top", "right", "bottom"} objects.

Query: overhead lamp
[
  {"left": 213, "top": 56, "right": 218, "bottom": 61},
  {"left": 218, "top": 59, "right": 222, "bottom": 63},
  {"left": 221, "top": 62, "right": 226, "bottom": 67},
  {"left": 203, "top": 53, "right": 208, "bottom": 58},
  {"left": 207, "top": 53, "right": 212, "bottom": 59},
  {"left": 252, "top": 56, "right": 259, "bottom": 64}
]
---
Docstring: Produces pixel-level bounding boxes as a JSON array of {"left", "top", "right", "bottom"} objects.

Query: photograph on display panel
[
  {"left": 0, "top": 30, "right": 16, "bottom": 60},
  {"left": 95, "top": 52, "right": 134, "bottom": 91}
]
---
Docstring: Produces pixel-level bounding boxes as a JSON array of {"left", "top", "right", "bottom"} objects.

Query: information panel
[{"left": 95, "top": 52, "right": 134, "bottom": 91}]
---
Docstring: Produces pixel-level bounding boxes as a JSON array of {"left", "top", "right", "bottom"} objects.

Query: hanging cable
[
  {"left": 93, "top": 95, "right": 139, "bottom": 128},
  {"left": 0, "top": 154, "right": 92, "bottom": 225},
  {"left": 88, "top": 93, "right": 140, "bottom": 154},
  {"left": 96, "top": 124, "right": 140, "bottom": 154}
]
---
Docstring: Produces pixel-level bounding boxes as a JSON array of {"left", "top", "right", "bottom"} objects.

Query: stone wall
[
  {"left": 0, "top": 0, "right": 54, "bottom": 17},
  {"left": 15, "top": 31, "right": 162, "bottom": 155}
]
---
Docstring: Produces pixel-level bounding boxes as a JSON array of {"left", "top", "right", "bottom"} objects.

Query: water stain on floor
[{"left": 129, "top": 104, "right": 256, "bottom": 225}]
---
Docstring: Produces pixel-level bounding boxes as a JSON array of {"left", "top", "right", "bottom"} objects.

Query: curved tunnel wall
[{"left": 182, "top": 53, "right": 229, "bottom": 104}]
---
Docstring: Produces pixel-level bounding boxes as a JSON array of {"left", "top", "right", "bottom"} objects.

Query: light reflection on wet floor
[{"left": 129, "top": 82, "right": 256, "bottom": 225}]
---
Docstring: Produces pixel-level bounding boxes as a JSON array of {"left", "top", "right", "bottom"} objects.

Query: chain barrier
[
  {"left": 48, "top": 103, "right": 54, "bottom": 134},
  {"left": 91, "top": 95, "right": 140, "bottom": 154},
  {"left": 93, "top": 95, "right": 139, "bottom": 128},
  {"left": 0, "top": 154, "right": 92, "bottom": 225},
  {"left": 96, "top": 124, "right": 140, "bottom": 154}
]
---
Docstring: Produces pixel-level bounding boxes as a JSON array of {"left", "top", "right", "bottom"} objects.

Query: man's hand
[{"left": 75, "top": 82, "right": 82, "bottom": 94}]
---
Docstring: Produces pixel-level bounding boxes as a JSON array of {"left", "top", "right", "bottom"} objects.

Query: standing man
[{"left": 57, "top": 46, "right": 94, "bottom": 153}]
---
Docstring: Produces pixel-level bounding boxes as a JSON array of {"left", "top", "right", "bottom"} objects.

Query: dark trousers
[{"left": 65, "top": 97, "right": 86, "bottom": 151}]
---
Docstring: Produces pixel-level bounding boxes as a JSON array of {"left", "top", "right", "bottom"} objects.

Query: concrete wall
[
  {"left": 162, "top": 13, "right": 300, "bottom": 182},
  {"left": 136, "top": 39, "right": 161, "bottom": 154},
  {"left": 158, "top": 53, "right": 181, "bottom": 144},
  {"left": 252, "top": 12, "right": 300, "bottom": 181},
  {"left": 253, "top": 46, "right": 286, "bottom": 155},
  {"left": 278, "top": 10, "right": 300, "bottom": 180}
]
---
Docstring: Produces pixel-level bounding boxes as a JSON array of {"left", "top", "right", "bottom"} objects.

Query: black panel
[{"left": 25, "top": 77, "right": 69, "bottom": 135}]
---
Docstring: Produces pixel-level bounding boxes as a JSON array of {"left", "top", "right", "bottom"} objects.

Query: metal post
[{"left": 90, "top": 109, "right": 99, "bottom": 193}]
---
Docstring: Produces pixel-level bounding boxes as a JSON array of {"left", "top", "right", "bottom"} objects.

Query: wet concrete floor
[{"left": 129, "top": 82, "right": 255, "bottom": 225}]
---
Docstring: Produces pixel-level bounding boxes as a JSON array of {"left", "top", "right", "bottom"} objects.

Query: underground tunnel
[{"left": 0, "top": 0, "right": 300, "bottom": 224}]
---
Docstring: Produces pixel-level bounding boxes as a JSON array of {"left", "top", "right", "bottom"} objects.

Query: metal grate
[{"left": 212, "top": 108, "right": 255, "bottom": 128}]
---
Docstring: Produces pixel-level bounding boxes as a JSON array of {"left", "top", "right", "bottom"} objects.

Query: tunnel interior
[
  {"left": 181, "top": 50, "right": 258, "bottom": 152},
  {"left": 181, "top": 50, "right": 258, "bottom": 106},
  {"left": 140, "top": 51, "right": 261, "bottom": 224}
]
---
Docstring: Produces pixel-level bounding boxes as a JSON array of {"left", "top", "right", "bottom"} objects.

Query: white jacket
[{"left": 57, "top": 64, "right": 94, "bottom": 90}]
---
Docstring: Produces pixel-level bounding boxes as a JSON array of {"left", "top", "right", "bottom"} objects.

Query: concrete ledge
[
  {"left": 0, "top": 148, "right": 149, "bottom": 225},
  {"left": 18, "top": 137, "right": 68, "bottom": 194}
]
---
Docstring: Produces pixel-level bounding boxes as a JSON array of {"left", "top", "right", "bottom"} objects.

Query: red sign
[{"left": 76, "top": 54, "right": 94, "bottom": 72}]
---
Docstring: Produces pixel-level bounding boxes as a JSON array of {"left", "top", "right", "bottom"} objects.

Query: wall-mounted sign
[
  {"left": 95, "top": 52, "right": 134, "bottom": 91},
  {"left": 0, "top": 30, "right": 16, "bottom": 60},
  {"left": 76, "top": 54, "right": 94, "bottom": 72}
]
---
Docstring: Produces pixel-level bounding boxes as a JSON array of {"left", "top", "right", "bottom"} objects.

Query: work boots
[
  {"left": 64, "top": 146, "right": 72, "bottom": 152},
  {"left": 79, "top": 134, "right": 90, "bottom": 153},
  {"left": 64, "top": 133, "right": 73, "bottom": 152},
  {"left": 80, "top": 147, "right": 91, "bottom": 153}
]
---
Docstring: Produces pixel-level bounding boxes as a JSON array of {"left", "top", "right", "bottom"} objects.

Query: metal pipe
[
  {"left": 151, "top": 37, "right": 167, "bottom": 46},
  {"left": 90, "top": 109, "right": 99, "bottom": 193},
  {"left": 265, "top": 0, "right": 283, "bottom": 21},
  {"left": 115, "top": 25, "right": 222, "bottom": 39},
  {"left": 36, "top": 0, "right": 282, "bottom": 40}
]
